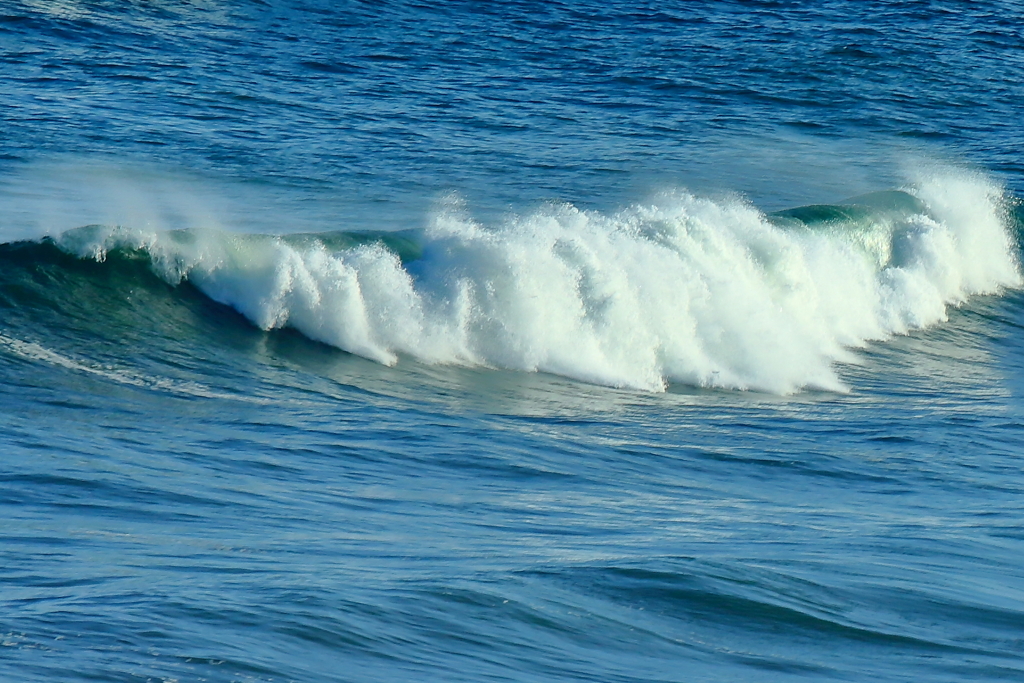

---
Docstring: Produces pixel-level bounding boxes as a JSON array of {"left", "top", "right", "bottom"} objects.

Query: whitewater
[{"left": 47, "top": 170, "right": 1021, "bottom": 394}]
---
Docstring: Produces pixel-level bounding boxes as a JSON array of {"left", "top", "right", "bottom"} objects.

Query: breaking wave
[{"left": 36, "top": 170, "right": 1023, "bottom": 393}]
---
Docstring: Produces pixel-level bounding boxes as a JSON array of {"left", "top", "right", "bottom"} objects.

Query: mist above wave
[{"left": 53, "top": 169, "right": 1020, "bottom": 393}]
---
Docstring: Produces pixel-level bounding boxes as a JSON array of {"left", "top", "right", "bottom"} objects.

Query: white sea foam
[
  {"left": 0, "top": 332, "right": 269, "bottom": 402},
  {"left": 53, "top": 170, "right": 1021, "bottom": 393}
]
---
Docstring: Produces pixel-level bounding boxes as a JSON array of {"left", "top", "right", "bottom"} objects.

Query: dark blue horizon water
[
  {"left": 3, "top": 0, "right": 1024, "bottom": 233},
  {"left": 2, "top": 2, "right": 1024, "bottom": 682}
]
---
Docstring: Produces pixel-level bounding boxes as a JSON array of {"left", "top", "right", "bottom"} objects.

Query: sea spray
[{"left": 51, "top": 170, "right": 1021, "bottom": 393}]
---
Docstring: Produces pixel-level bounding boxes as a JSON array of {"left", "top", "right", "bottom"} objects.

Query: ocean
[{"left": 2, "top": 1, "right": 1023, "bottom": 681}]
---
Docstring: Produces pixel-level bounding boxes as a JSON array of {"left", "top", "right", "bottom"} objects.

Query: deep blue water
[{"left": 2, "top": 2, "right": 1024, "bottom": 681}]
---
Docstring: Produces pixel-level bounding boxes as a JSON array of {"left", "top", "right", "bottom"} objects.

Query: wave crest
[{"left": 51, "top": 170, "right": 1021, "bottom": 393}]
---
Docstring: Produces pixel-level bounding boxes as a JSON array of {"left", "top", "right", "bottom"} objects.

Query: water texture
[{"left": 2, "top": 2, "right": 1024, "bottom": 682}]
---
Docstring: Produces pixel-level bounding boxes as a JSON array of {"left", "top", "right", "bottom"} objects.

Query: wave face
[{"left": 43, "top": 170, "right": 1020, "bottom": 394}]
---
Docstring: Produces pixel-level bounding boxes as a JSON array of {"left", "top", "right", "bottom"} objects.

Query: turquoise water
[{"left": 2, "top": 2, "right": 1024, "bottom": 681}]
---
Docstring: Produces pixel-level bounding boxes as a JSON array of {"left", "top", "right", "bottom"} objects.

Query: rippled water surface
[{"left": 2, "top": 2, "right": 1024, "bottom": 682}]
